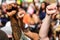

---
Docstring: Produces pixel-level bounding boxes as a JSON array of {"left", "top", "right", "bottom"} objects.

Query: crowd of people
[{"left": 0, "top": 0, "right": 60, "bottom": 40}]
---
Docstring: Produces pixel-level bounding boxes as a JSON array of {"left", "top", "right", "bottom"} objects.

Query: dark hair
[
  {"left": 0, "top": 30, "right": 9, "bottom": 40},
  {"left": 6, "top": 5, "right": 18, "bottom": 12},
  {"left": 6, "top": 4, "right": 18, "bottom": 22},
  {"left": 39, "top": 1, "right": 48, "bottom": 13},
  {"left": 0, "top": 6, "right": 2, "bottom": 10}
]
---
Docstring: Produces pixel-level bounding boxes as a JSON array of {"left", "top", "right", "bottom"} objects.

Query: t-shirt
[
  {"left": 23, "top": 14, "right": 34, "bottom": 24},
  {"left": 39, "top": 11, "right": 46, "bottom": 20},
  {"left": 23, "top": 14, "right": 31, "bottom": 24}
]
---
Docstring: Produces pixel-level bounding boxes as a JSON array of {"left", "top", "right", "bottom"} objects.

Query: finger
[
  {"left": 46, "top": 6, "right": 57, "bottom": 11},
  {"left": 47, "top": 6, "right": 57, "bottom": 10},
  {"left": 46, "top": 9, "right": 57, "bottom": 14},
  {"left": 47, "top": 3, "right": 57, "bottom": 9},
  {"left": 18, "top": 14, "right": 24, "bottom": 18}
]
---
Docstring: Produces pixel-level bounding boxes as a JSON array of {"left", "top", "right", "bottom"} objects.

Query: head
[
  {"left": 39, "top": 1, "right": 48, "bottom": 13},
  {"left": 41, "top": 1, "right": 47, "bottom": 9}
]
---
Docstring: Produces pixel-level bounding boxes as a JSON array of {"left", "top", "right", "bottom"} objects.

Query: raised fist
[
  {"left": 17, "top": 10, "right": 25, "bottom": 18},
  {"left": 46, "top": 4, "right": 57, "bottom": 15}
]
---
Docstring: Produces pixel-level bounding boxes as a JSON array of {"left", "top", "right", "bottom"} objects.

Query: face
[{"left": 41, "top": 3, "right": 45, "bottom": 9}]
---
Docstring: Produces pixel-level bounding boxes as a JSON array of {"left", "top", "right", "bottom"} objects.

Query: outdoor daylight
[{"left": 0, "top": 0, "right": 60, "bottom": 40}]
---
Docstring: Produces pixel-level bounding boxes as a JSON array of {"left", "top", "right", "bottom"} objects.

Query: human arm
[{"left": 39, "top": 4, "right": 57, "bottom": 40}]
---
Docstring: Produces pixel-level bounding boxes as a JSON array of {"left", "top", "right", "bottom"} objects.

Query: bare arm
[
  {"left": 39, "top": 15, "right": 51, "bottom": 40},
  {"left": 39, "top": 4, "right": 57, "bottom": 40}
]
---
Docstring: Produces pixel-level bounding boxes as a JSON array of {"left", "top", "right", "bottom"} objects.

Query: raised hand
[
  {"left": 17, "top": 10, "right": 25, "bottom": 18},
  {"left": 46, "top": 4, "right": 57, "bottom": 15}
]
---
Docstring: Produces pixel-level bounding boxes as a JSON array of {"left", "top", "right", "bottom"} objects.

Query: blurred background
[{"left": 0, "top": 0, "right": 60, "bottom": 40}]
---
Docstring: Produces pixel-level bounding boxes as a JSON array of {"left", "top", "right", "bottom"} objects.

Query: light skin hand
[{"left": 39, "top": 4, "right": 57, "bottom": 40}]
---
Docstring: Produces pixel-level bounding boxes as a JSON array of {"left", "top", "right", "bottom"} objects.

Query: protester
[
  {"left": 39, "top": 3, "right": 60, "bottom": 40},
  {"left": 0, "top": 6, "right": 9, "bottom": 27},
  {"left": 0, "top": 0, "right": 60, "bottom": 40},
  {"left": 39, "top": 1, "right": 48, "bottom": 20}
]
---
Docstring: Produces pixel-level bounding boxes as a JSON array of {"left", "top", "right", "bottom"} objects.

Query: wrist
[
  {"left": 46, "top": 13, "right": 52, "bottom": 17},
  {"left": 46, "top": 14, "right": 51, "bottom": 19}
]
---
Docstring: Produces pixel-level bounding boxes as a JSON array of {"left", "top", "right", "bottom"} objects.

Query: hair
[
  {"left": 39, "top": 1, "right": 48, "bottom": 13},
  {"left": 0, "top": 30, "right": 9, "bottom": 40},
  {"left": 6, "top": 4, "right": 18, "bottom": 12},
  {"left": 0, "top": 6, "right": 2, "bottom": 10}
]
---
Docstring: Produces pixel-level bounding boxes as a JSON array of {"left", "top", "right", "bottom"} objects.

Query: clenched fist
[
  {"left": 17, "top": 10, "right": 25, "bottom": 18},
  {"left": 46, "top": 4, "right": 57, "bottom": 15}
]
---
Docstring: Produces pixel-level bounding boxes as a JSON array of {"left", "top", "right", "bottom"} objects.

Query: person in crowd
[
  {"left": 39, "top": 3, "right": 59, "bottom": 40},
  {"left": 6, "top": 2, "right": 35, "bottom": 40},
  {"left": 6, "top": 2, "right": 22, "bottom": 40},
  {"left": 18, "top": 3, "right": 58, "bottom": 40},
  {"left": 18, "top": 5, "right": 40, "bottom": 40},
  {"left": 23, "top": 13, "right": 40, "bottom": 40},
  {"left": 39, "top": 1, "right": 48, "bottom": 20},
  {"left": 0, "top": 6, "right": 9, "bottom": 27},
  {"left": 0, "top": 1, "right": 39, "bottom": 40},
  {"left": 1, "top": 1, "right": 60, "bottom": 40},
  {"left": 0, "top": 7, "right": 3, "bottom": 27}
]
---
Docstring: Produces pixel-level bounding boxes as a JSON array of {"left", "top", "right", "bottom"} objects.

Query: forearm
[
  {"left": 39, "top": 3, "right": 57, "bottom": 40},
  {"left": 39, "top": 14, "right": 51, "bottom": 38}
]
